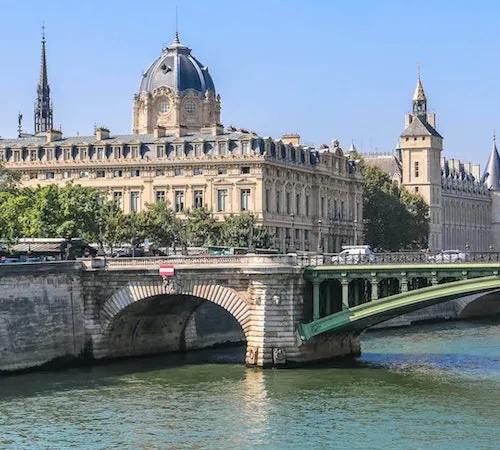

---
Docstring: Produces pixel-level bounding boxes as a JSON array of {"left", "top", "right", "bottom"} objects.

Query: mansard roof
[
  {"left": 362, "top": 152, "right": 402, "bottom": 179},
  {"left": 401, "top": 116, "right": 442, "bottom": 138}
]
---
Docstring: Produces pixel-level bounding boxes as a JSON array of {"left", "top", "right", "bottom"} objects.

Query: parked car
[
  {"left": 428, "top": 249, "right": 468, "bottom": 263},
  {"left": 331, "top": 246, "right": 375, "bottom": 264}
]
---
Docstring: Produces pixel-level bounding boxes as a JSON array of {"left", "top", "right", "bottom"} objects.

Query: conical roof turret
[
  {"left": 483, "top": 134, "right": 500, "bottom": 190},
  {"left": 412, "top": 75, "right": 427, "bottom": 102}
]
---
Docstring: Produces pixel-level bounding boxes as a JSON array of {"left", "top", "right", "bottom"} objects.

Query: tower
[
  {"left": 133, "top": 32, "right": 221, "bottom": 135},
  {"left": 399, "top": 74, "right": 443, "bottom": 250},
  {"left": 483, "top": 134, "right": 500, "bottom": 249},
  {"left": 34, "top": 27, "right": 54, "bottom": 135}
]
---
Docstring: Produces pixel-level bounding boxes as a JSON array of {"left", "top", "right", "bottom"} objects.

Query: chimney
[
  {"left": 282, "top": 133, "right": 300, "bottom": 146},
  {"left": 95, "top": 127, "right": 110, "bottom": 141},
  {"left": 46, "top": 129, "right": 63, "bottom": 143},
  {"left": 427, "top": 113, "right": 436, "bottom": 128},
  {"left": 472, "top": 164, "right": 481, "bottom": 180},
  {"left": 405, "top": 114, "right": 413, "bottom": 128},
  {"left": 154, "top": 126, "right": 166, "bottom": 138}
]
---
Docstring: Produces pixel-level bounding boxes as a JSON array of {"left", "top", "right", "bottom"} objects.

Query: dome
[{"left": 139, "top": 33, "right": 216, "bottom": 97}]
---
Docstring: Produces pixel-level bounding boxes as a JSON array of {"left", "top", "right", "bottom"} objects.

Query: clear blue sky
[{"left": 1, "top": 0, "right": 499, "bottom": 167}]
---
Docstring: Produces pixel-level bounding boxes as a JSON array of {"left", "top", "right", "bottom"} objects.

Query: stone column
[
  {"left": 431, "top": 272, "right": 438, "bottom": 286},
  {"left": 312, "top": 279, "right": 320, "bottom": 320},
  {"left": 371, "top": 273, "right": 378, "bottom": 301},
  {"left": 400, "top": 272, "right": 408, "bottom": 293},
  {"left": 341, "top": 276, "right": 349, "bottom": 309}
]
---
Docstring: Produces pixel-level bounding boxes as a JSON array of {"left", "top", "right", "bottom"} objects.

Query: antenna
[
  {"left": 17, "top": 112, "right": 23, "bottom": 137},
  {"left": 42, "top": 22, "right": 46, "bottom": 42},
  {"left": 174, "top": 5, "right": 180, "bottom": 43},
  {"left": 416, "top": 61, "right": 421, "bottom": 78}
]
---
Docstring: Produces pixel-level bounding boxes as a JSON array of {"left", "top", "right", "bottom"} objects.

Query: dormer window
[
  {"left": 63, "top": 148, "right": 71, "bottom": 161},
  {"left": 30, "top": 149, "right": 38, "bottom": 161},
  {"left": 46, "top": 149, "right": 54, "bottom": 161},
  {"left": 97, "top": 147, "right": 105, "bottom": 159},
  {"left": 241, "top": 141, "right": 249, "bottom": 155},
  {"left": 114, "top": 146, "right": 121, "bottom": 159},
  {"left": 218, "top": 142, "right": 226, "bottom": 156},
  {"left": 79, "top": 147, "right": 88, "bottom": 160},
  {"left": 130, "top": 146, "right": 139, "bottom": 158}
]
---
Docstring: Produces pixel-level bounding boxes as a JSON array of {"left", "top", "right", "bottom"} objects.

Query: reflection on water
[{"left": 1, "top": 319, "right": 500, "bottom": 449}]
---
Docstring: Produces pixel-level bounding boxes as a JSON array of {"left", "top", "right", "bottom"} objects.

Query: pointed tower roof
[
  {"left": 348, "top": 141, "right": 357, "bottom": 154},
  {"left": 412, "top": 75, "right": 427, "bottom": 102},
  {"left": 34, "top": 25, "right": 54, "bottom": 134},
  {"left": 483, "top": 134, "right": 500, "bottom": 190}
]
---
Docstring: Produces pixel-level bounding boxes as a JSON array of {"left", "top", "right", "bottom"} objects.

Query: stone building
[
  {"left": 0, "top": 33, "right": 363, "bottom": 253},
  {"left": 364, "top": 75, "right": 492, "bottom": 251}
]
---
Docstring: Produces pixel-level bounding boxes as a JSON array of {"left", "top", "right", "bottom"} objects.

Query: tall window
[
  {"left": 414, "top": 161, "right": 419, "bottom": 178},
  {"left": 240, "top": 189, "right": 251, "bottom": 211},
  {"left": 175, "top": 190, "right": 184, "bottom": 212},
  {"left": 194, "top": 144, "right": 202, "bottom": 156},
  {"left": 113, "top": 191, "right": 123, "bottom": 209},
  {"left": 305, "top": 195, "right": 310, "bottom": 217},
  {"left": 217, "top": 189, "right": 228, "bottom": 212},
  {"left": 46, "top": 149, "right": 53, "bottom": 161},
  {"left": 79, "top": 147, "right": 87, "bottom": 160},
  {"left": 241, "top": 141, "right": 249, "bottom": 155},
  {"left": 156, "top": 191, "right": 165, "bottom": 202},
  {"left": 113, "top": 146, "right": 121, "bottom": 159},
  {"left": 175, "top": 145, "right": 183, "bottom": 157},
  {"left": 296, "top": 193, "right": 301, "bottom": 216},
  {"left": 321, "top": 197, "right": 325, "bottom": 217},
  {"left": 341, "top": 201, "right": 345, "bottom": 219},
  {"left": 13, "top": 151, "right": 20, "bottom": 162},
  {"left": 156, "top": 145, "right": 164, "bottom": 158},
  {"left": 276, "top": 191, "right": 281, "bottom": 213},
  {"left": 97, "top": 147, "right": 104, "bottom": 159},
  {"left": 63, "top": 148, "right": 70, "bottom": 161},
  {"left": 194, "top": 190, "right": 203, "bottom": 208},
  {"left": 286, "top": 192, "right": 291, "bottom": 214},
  {"left": 131, "top": 146, "right": 139, "bottom": 158},
  {"left": 130, "top": 191, "right": 139, "bottom": 213},
  {"left": 265, "top": 189, "right": 270, "bottom": 213},
  {"left": 218, "top": 142, "right": 226, "bottom": 156}
]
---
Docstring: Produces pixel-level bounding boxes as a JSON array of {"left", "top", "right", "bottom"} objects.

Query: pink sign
[{"left": 159, "top": 265, "right": 175, "bottom": 277}]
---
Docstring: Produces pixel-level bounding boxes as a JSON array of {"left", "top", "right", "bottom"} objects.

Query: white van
[{"left": 331, "top": 245, "right": 375, "bottom": 264}]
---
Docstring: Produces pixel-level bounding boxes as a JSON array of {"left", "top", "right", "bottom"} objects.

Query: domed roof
[{"left": 139, "top": 33, "right": 215, "bottom": 97}]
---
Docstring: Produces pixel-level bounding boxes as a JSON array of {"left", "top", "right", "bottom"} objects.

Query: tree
[
  {"left": 217, "top": 213, "right": 273, "bottom": 248},
  {"left": 136, "top": 201, "right": 179, "bottom": 249},
  {"left": 184, "top": 207, "right": 219, "bottom": 246}
]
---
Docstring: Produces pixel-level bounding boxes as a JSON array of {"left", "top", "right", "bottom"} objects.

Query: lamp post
[
  {"left": 248, "top": 216, "right": 255, "bottom": 253},
  {"left": 288, "top": 212, "right": 296, "bottom": 253},
  {"left": 97, "top": 219, "right": 105, "bottom": 257},
  {"left": 317, "top": 219, "right": 323, "bottom": 254}
]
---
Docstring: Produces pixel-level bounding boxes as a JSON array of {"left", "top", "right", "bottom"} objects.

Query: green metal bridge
[{"left": 297, "top": 262, "right": 500, "bottom": 341}]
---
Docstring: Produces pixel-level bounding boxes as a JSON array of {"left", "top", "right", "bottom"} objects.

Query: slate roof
[
  {"left": 482, "top": 136, "right": 500, "bottom": 190},
  {"left": 401, "top": 116, "right": 442, "bottom": 138},
  {"left": 362, "top": 152, "right": 402, "bottom": 179}
]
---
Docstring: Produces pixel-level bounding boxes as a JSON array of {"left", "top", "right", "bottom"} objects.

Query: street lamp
[
  {"left": 288, "top": 212, "right": 296, "bottom": 253},
  {"left": 97, "top": 219, "right": 105, "bottom": 256},
  {"left": 317, "top": 219, "right": 323, "bottom": 254}
]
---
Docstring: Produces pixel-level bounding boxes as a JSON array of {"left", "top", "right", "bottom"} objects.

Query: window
[
  {"left": 156, "top": 168, "right": 165, "bottom": 176},
  {"left": 175, "top": 190, "right": 184, "bottom": 212},
  {"left": 194, "top": 190, "right": 203, "bottom": 208},
  {"left": 276, "top": 191, "right": 281, "bottom": 213},
  {"left": 265, "top": 189, "right": 270, "bottom": 213},
  {"left": 218, "top": 167, "right": 227, "bottom": 175},
  {"left": 158, "top": 101, "right": 170, "bottom": 113},
  {"left": 156, "top": 191, "right": 165, "bottom": 202},
  {"left": 63, "top": 148, "right": 71, "bottom": 161},
  {"left": 96, "top": 170, "right": 105, "bottom": 178},
  {"left": 415, "top": 186, "right": 419, "bottom": 193},
  {"left": 193, "top": 168, "right": 203, "bottom": 175},
  {"left": 131, "top": 170, "right": 140, "bottom": 177},
  {"left": 321, "top": 197, "right": 325, "bottom": 217},
  {"left": 79, "top": 147, "right": 87, "bottom": 160},
  {"left": 341, "top": 201, "right": 345, "bottom": 218},
  {"left": 31, "top": 149, "right": 38, "bottom": 161},
  {"left": 414, "top": 161, "right": 419, "bottom": 177},
  {"left": 217, "top": 189, "right": 228, "bottom": 212},
  {"left": 306, "top": 195, "right": 310, "bottom": 217},
  {"left": 130, "top": 191, "right": 140, "bottom": 213},
  {"left": 240, "top": 189, "right": 251, "bottom": 211},
  {"left": 175, "top": 145, "right": 183, "bottom": 157},
  {"left": 113, "top": 170, "right": 122, "bottom": 178},
  {"left": 156, "top": 145, "right": 164, "bottom": 158},
  {"left": 174, "top": 168, "right": 184, "bottom": 176},
  {"left": 241, "top": 166, "right": 250, "bottom": 174},
  {"left": 63, "top": 171, "right": 72, "bottom": 179},
  {"left": 304, "top": 229, "right": 309, "bottom": 243},
  {"left": 242, "top": 141, "right": 249, "bottom": 155},
  {"left": 113, "top": 191, "right": 123, "bottom": 209},
  {"left": 80, "top": 171, "right": 89, "bottom": 178},
  {"left": 130, "top": 146, "right": 139, "bottom": 158},
  {"left": 97, "top": 147, "right": 105, "bottom": 159},
  {"left": 45, "top": 172, "right": 55, "bottom": 179},
  {"left": 286, "top": 192, "right": 291, "bottom": 214},
  {"left": 13, "top": 151, "right": 20, "bottom": 162},
  {"left": 296, "top": 194, "right": 301, "bottom": 216},
  {"left": 194, "top": 144, "right": 202, "bottom": 156},
  {"left": 30, "top": 172, "right": 38, "bottom": 180},
  {"left": 114, "top": 146, "right": 121, "bottom": 159},
  {"left": 218, "top": 142, "right": 227, "bottom": 156},
  {"left": 185, "top": 100, "right": 196, "bottom": 113}
]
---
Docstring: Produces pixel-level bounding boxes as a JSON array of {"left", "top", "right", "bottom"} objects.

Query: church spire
[
  {"left": 483, "top": 132, "right": 500, "bottom": 190},
  {"left": 34, "top": 25, "right": 54, "bottom": 135}
]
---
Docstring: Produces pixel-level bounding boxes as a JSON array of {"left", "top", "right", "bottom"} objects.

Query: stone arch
[{"left": 99, "top": 279, "right": 251, "bottom": 343}]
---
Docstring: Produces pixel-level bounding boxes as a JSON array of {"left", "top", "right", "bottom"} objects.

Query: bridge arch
[{"left": 96, "top": 279, "right": 251, "bottom": 358}]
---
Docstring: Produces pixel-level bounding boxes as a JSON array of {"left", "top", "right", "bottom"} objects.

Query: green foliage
[
  {"left": 362, "top": 164, "right": 429, "bottom": 251},
  {"left": 184, "top": 206, "right": 219, "bottom": 246},
  {"left": 216, "top": 213, "right": 273, "bottom": 248}
]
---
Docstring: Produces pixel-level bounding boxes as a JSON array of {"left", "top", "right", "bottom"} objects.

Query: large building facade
[
  {"left": 0, "top": 33, "right": 364, "bottom": 253},
  {"left": 365, "top": 76, "right": 493, "bottom": 251}
]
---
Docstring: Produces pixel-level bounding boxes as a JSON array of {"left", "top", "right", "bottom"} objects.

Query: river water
[{"left": 1, "top": 319, "right": 499, "bottom": 450}]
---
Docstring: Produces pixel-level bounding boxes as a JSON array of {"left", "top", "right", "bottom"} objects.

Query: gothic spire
[
  {"left": 483, "top": 133, "right": 500, "bottom": 190},
  {"left": 34, "top": 25, "right": 54, "bottom": 134}
]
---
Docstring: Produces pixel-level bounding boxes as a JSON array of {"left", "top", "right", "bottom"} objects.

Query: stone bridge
[{"left": 1, "top": 254, "right": 500, "bottom": 372}]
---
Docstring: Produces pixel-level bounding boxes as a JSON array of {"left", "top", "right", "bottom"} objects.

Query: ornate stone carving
[
  {"left": 246, "top": 346, "right": 258, "bottom": 365},
  {"left": 273, "top": 347, "right": 286, "bottom": 365},
  {"left": 162, "top": 274, "right": 183, "bottom": 295}
]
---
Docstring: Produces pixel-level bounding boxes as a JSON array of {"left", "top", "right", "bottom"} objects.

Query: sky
[{"left": 1, "top": 0, "right": 499, "bottom": 167}]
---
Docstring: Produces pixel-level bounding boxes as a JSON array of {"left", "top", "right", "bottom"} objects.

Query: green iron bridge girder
[{"left": 298, "top": 263, "right": 500, "bottom": 341}]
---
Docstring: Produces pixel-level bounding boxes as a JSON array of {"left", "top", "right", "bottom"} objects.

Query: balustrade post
[
  {"left": 370, "top": 273, "right": 378, "bottom": 301},
  {"left": 431, "top": 272, "right": 438, "bottom": 286}
]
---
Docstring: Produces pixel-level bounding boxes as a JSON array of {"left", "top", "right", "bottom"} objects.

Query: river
[{"left": 1, "top": 319, "right": 499, "bottom": 449}]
